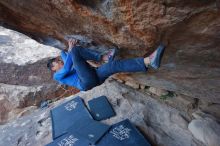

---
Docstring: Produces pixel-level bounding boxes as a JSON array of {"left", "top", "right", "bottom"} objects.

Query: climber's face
[{"left": 51, "top": 60, "right": 63, "bottom": 72}]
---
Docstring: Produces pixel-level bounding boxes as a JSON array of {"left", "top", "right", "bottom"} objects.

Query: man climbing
[{"left": 47, "top": 39, "right": 165, "bottom": 91}]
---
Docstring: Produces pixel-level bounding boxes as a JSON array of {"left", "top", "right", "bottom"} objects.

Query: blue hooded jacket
[{"left": 53, "top": 51, "right": 83, "bottom": 90}]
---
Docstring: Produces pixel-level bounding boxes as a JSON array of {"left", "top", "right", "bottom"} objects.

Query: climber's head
[{"left": 47, "top": 57, "right": 63, "bottom": 72}]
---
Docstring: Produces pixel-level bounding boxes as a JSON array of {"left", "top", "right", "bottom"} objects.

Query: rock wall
[
  {"left": 0, "top": 1, "right": 218, "bottom": 50},
  {"left": 0, "top": 0, "right": 219, "bottom": 103}
]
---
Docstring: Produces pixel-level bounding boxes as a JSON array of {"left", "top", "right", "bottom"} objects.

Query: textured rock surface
[
  {"left": 0, "top": 26, "right": 59, "bottom": 85},
  {"left": 149, "top": 86, "right": 169, "bottom": 96},
  {"left": 200, "top": 104, "right": 220, "bottom": 122},
  {"left": 0, "top": 83, "right": 77, "bottom": 124},
  {"left": 0, "top": 26, "right": 59, "bottom": 65},
  {"left": 189, "top": 113, "right": 220, "bottom": 146},
  {"left": 0, "top": 80, "right": 204, "bottom": 146},
  {"left": 0, "top": 0, "right": 220, "bottom": 103},
  {"left": 0, "top": 83, "right": 41, "bottom": 124}
]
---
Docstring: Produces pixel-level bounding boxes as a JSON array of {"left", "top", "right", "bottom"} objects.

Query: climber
[{"left": 47, "top": 39, "right": 165, "bottom": 91}]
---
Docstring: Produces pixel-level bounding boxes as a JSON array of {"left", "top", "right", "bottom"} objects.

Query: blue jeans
[{"left": 71, "top": 46, "right": 147, "bottom": 90}]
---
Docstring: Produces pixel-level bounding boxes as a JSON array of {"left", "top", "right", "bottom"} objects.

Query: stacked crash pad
[{"left": 46, "top": 96, "right": 151, "bottom": 146}]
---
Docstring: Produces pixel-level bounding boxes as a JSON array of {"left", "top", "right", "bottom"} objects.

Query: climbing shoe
[
  {"left": 103, "top": 47, "right": 117, "bottom": 63},
  {"left": 149, "top": 44, "right": 165, "bottom": 69}
]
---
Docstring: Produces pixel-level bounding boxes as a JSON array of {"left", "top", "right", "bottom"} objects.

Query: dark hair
[{"left": 47, "top": 58, "right": 56, "bottom": 71}]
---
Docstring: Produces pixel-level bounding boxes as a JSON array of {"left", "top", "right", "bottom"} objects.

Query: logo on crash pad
[
  {"left": 65, "top": 101, "right": 78, "bottom": 111},
  {"left": 58, "top": 135, "right": 79, "bottom": 146},
  {"left": 110, "top": 125, "right": 131, "bottom": 141}
]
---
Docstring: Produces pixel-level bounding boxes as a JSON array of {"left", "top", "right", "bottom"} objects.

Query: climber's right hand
[{"left": 68, "top": 39, "right": 78, "bottom": 52}]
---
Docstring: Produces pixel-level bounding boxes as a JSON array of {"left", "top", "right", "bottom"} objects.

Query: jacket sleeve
[
  {"left": 55, "top": 74, "right": 81, "bottom": 90},
  {"left": 60, "top": 50, "right": 67, "bottom": 63},
  {"left": 53, "top": 51, "right": 74, "bottom": 80}
]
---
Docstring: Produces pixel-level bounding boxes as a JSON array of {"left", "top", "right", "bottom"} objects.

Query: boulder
[{"left": 189, "top": 117, "right": 220, "bottom": 146}]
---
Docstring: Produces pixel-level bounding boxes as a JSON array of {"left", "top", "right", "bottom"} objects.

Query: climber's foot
[
  {"left": 145, "top": 44, "right": 165, "bottom": 69},
  {"left": 102, "top": 48, "right": 117, "bottom": 63}
]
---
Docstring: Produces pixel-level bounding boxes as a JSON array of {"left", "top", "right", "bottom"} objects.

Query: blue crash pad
[
  {"left": 50, "top": 96, "right": 92, "bottom": 139},
  {"left": 88, "top": 96, "right": 116, "bottom": 121},
  {"left": 48, "top": 117, "right": 110, "bottom": 146},
  {"left": 68, "top": 118, "right": 110, "bottom": 144},
  {"left": 46, "top": 130, "right": 90, "bottom": 146},
  {"left": 96, "top": 119, "right": 151, "bottom": 146}
]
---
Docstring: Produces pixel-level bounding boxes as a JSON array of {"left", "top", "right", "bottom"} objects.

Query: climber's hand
[{"left": 68, "top": 39, "right": 78, "bottom": 52}]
